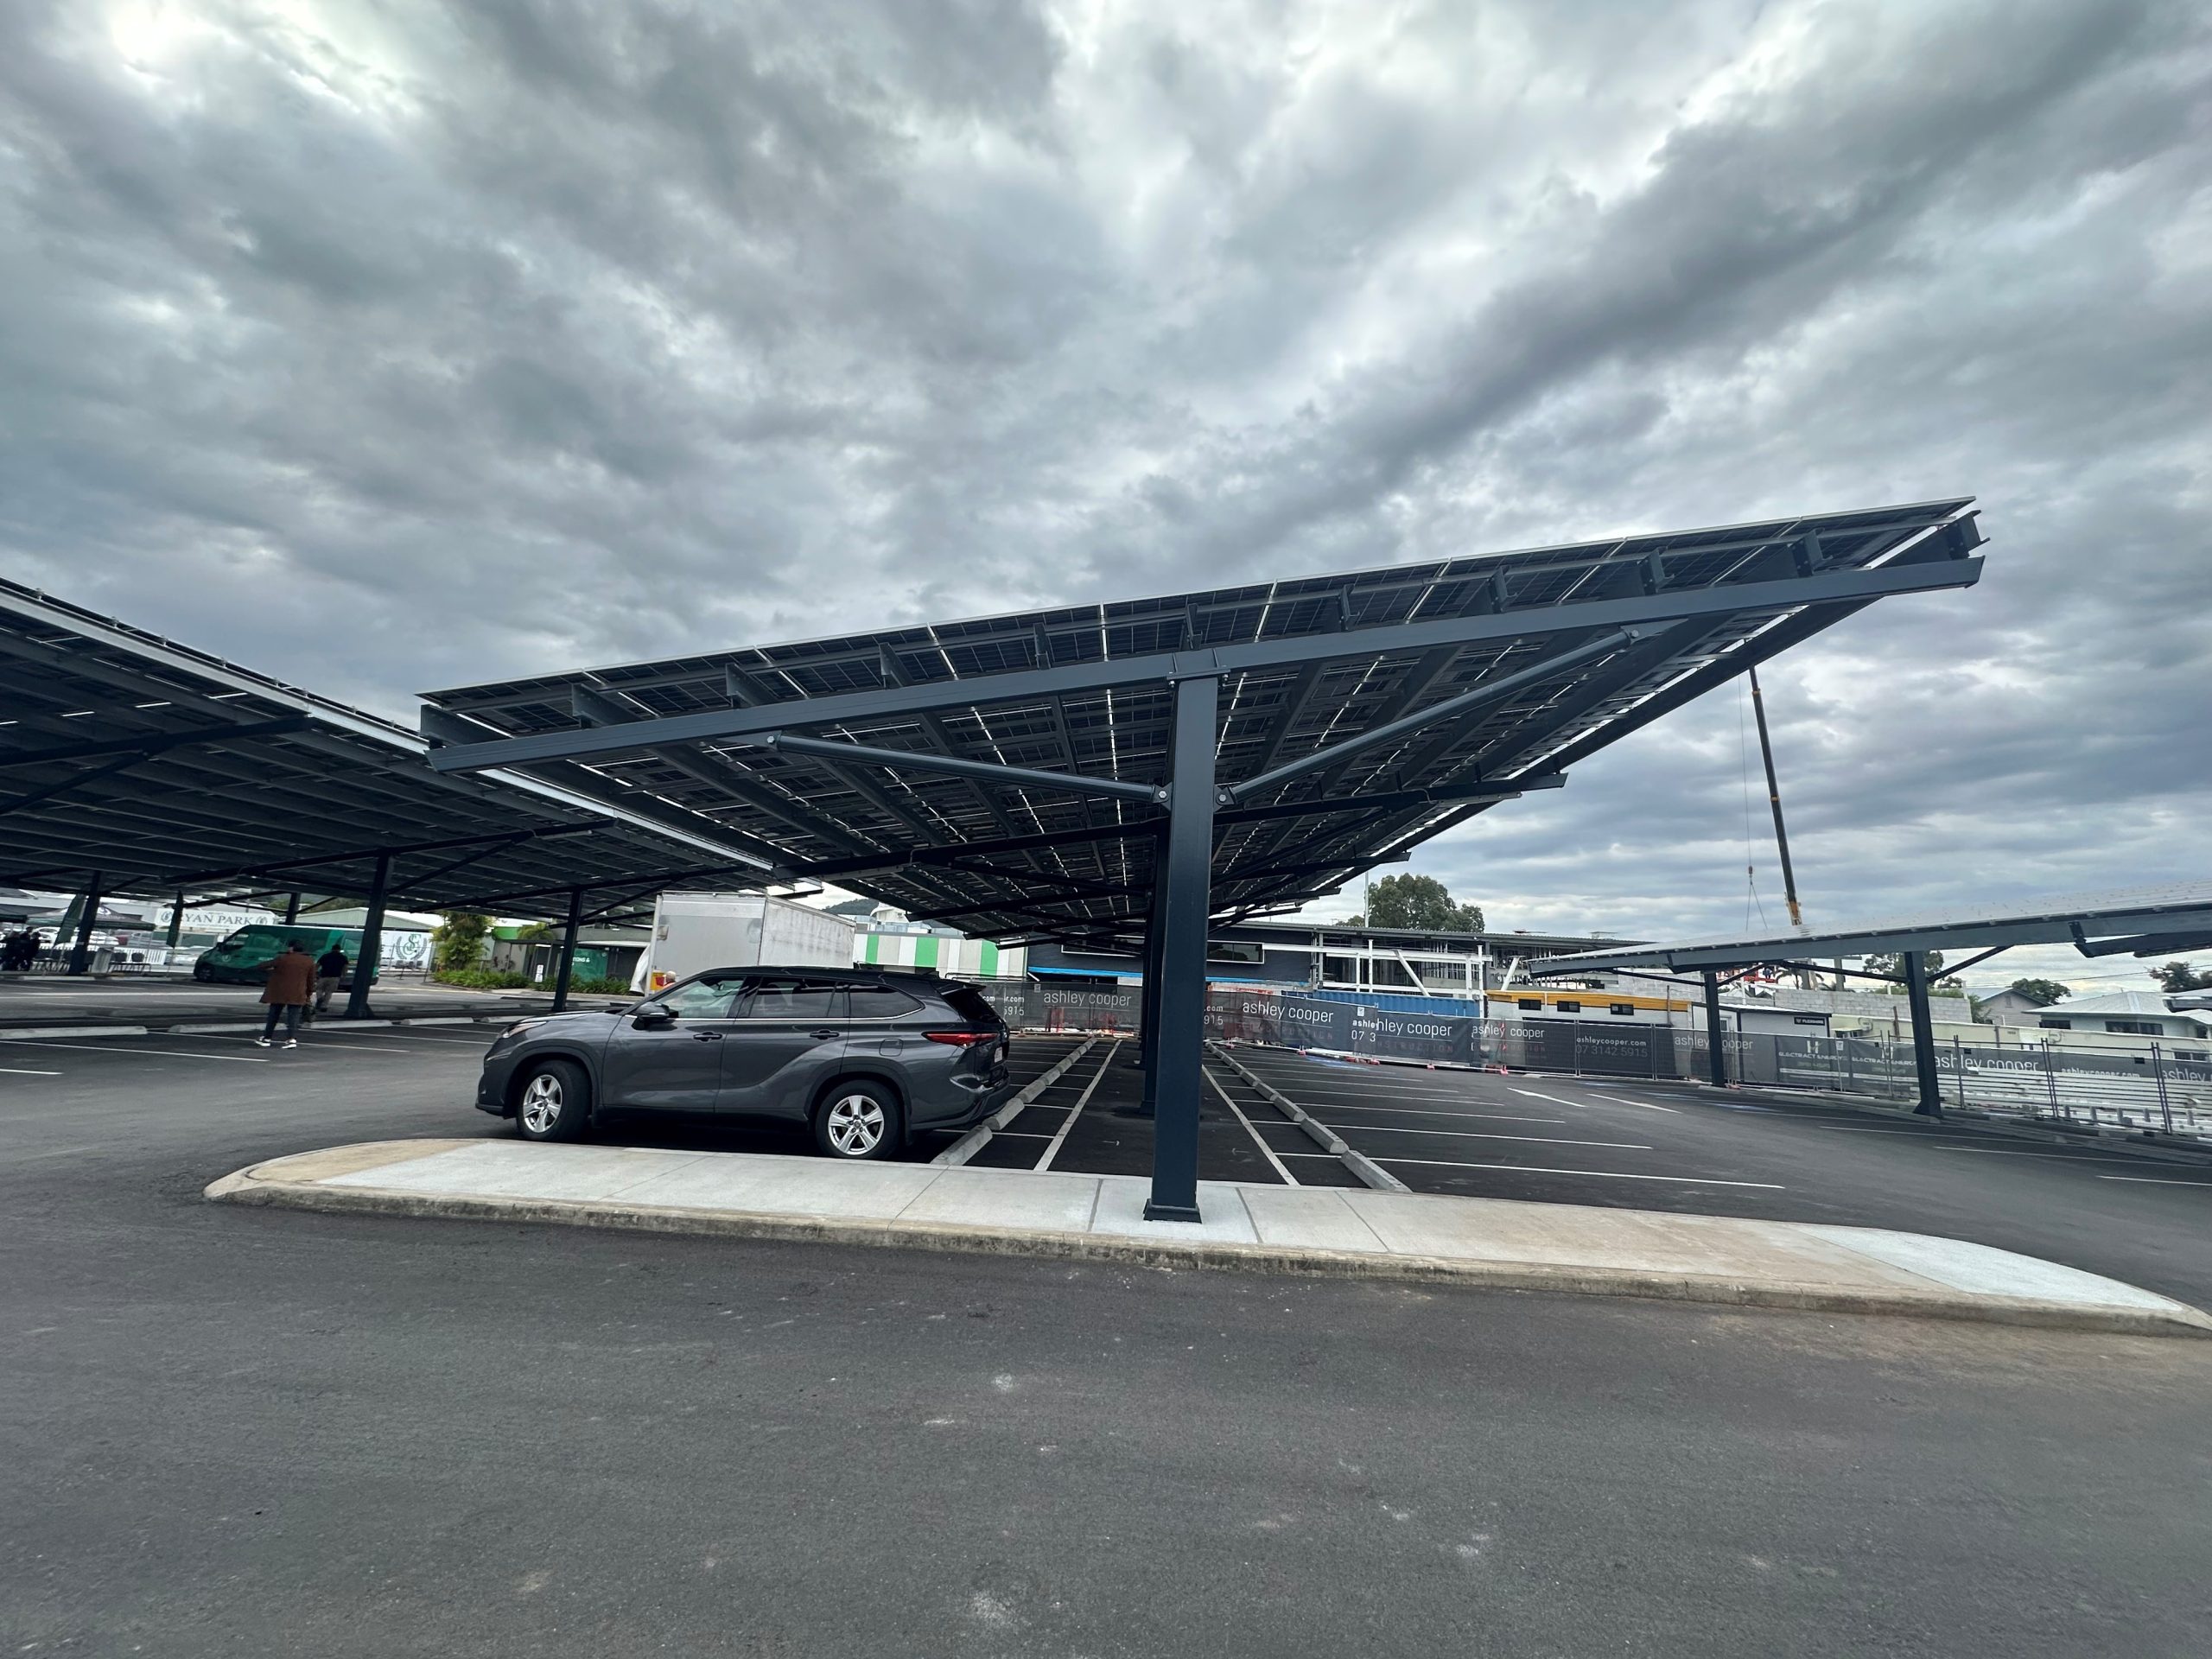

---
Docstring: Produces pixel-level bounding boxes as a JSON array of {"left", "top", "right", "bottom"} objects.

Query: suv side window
[
  {"left": 848, "top": 988, "right": 923, "bottom": 1020},
  {"left": 654, "top": 978, "right": 741, "bottom": 1020},
  {"left": 743, "top": 980, "right": 848, "bottom": 1021}
]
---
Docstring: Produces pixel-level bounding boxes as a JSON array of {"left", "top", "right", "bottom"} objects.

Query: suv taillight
[{"left": 923, "top": 1030, "right": 995, "bottom": 1046}]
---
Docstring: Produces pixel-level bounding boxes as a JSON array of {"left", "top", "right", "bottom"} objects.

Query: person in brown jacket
[{"left": 257, "top": 942, "right": 317, "bottom": 1048}]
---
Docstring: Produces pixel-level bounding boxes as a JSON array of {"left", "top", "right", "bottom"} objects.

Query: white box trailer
[{"left": 634, "top": 893, "right": 862, "bottom": 994}]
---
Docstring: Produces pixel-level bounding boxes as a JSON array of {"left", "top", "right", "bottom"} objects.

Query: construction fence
[{"left": 982, "top": 981, "right": 2211, "bottom": 1136}]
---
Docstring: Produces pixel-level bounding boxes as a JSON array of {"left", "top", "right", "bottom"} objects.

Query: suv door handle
[
  {"left": 810, "top": 1027, "right": 841, "bottom": 1039},
  {"left": 691, "top": 1031, "right": 723, "bottom": 1042}
]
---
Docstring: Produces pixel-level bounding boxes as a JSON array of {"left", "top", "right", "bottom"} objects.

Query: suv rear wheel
[
  {"left": 515, "top": 1058, "right": 591, "bottom": 1142},
  {"left": 814, "top": 1081, "right": 900, "bottom": 1160}
]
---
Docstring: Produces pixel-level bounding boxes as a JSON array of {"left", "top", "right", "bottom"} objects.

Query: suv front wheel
[
  {"left": 814, "top": 1082, "right": 900, "bottom": 1160},
  {"left": 515, "top": 1058, "right": 591, "bottom": 1142}
]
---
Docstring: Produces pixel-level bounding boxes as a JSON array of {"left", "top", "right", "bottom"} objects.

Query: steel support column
[
  {"left": 67, "top": 871, "right": 104, "bottom": 975},
  {"left": 166, "top": 891, "right": 184, "bottom": 948},
  {"left": 1147, "top": 677, "right": 1217, "bottom": 1223},
  {"left": 551, "top": 884, "right": 584, "bottom": 1014},
  {"left": 1703, "top": 969, "right": 1726, "bottom": 1087},
  {"left": 1901, "top": 950, "right": 1943, "bottom": 1117},
  {"left": 344, "top": 850, "right": 391, "bottom": 1020},
  {"left": 283, "top": 891, "right": 301, "bottom": 924},
  {"left": 1126, "top": 837, "right": 1170, "bottom": 1120}
]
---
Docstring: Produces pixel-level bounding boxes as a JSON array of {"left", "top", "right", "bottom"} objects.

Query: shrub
[
  {"left": 430, "top": 968, "right": 530, "bottom": 989},
  {"left": 569, "top": 976, "right": 636, "bottom": 996}
]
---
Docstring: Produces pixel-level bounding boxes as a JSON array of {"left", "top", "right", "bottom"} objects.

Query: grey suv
[{"left": 475, "top": 967, "right": 1013, "bottom": 1160}]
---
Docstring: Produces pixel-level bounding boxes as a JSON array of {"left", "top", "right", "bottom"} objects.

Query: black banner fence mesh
[{"left": 958, "top": 979, "right": 2209, "bottom": 1133}]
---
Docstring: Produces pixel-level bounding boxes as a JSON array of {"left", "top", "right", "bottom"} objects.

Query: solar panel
[{"left": 422, "top": 499, "right": 1985, "bottom": 940}]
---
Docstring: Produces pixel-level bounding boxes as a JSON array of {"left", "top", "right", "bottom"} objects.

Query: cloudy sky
[{"left": 4, "top": 0, "right": 2208, "bottom": 988}]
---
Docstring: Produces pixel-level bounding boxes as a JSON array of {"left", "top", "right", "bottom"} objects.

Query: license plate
[{"left": 995, "top": 1041, "right": 1007, "bottom": 1061}]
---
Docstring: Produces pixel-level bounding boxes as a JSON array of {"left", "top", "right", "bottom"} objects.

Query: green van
[{"left": 192, "top": 925, "right": 379, "bottom": 988}]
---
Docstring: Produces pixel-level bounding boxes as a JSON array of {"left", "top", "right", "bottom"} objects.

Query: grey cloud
[{"left": 1, "top": 0, "right": 2207, "bottom": 986}]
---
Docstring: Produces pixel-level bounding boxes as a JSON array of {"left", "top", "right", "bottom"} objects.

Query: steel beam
[
  {"left": 1703, "top": 971, "right": 1726, "bottom": 1087},
  {"left": 0, "top": 752, "right": 157, "bottom": 817},
  {"left": 551, "top": 885, "right": 584, "bottom": 1013},
  {"left": 1135, "top": 868, "right": 1167, "bottom": 1119},
  {"left": 425, "top": 558, "right": 1984, "bottom": 773},
  {"left": 1224, "top": 629, "right": 1638, "bottom": 804},
  {"left": 67, "top": 871, "right": 104, "bottom": 976},
  {"left": 344, "top": 850, "right": 391, "bottom": 1020},
  {"left": 1147, "top": 676, "right": 1218, "bottom": 1223},
  {"left": 2070, "top": 927, "right": 2212, "bottom": 958},
  {"left": 1218, "top": 774, "right": 1563, "bottom": 827},
  {"left": 162, "top": 822, "right": 604, "bottom": 887},
  {"left": 1902, "top": 951, "right": 1943, "bottom": 1117},
  {"left": 746, "top": 732, "right": 1164, "bottom": 805}
]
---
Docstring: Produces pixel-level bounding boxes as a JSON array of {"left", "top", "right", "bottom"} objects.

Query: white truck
[{"left": 632, "top": 893, "right": 862, "bottom": 994}]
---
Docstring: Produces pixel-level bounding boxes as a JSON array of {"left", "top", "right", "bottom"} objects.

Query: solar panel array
[
  {"left": 0, "top": 580, "right": 767, "bottom": 918},
  {"left": 424, "top": 500, "right": 1980, "bottom": 940}
]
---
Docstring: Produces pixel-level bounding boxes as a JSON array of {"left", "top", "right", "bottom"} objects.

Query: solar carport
[
  {"left": 421, "top": 499, "right": 1988, "bottom": 1219},
  {"left": 0, "top": 580, "right": 774, "bottom": 1014},
  {"left": 1532, "top": 882, "right": 2212, "bottom": 1118}
]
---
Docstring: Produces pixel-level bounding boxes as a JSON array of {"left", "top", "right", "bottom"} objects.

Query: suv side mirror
[{"left": 632, "top": 1006, "right": 676, "bottom": 1030}]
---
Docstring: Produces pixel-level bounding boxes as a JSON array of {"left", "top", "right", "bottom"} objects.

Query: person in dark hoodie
[
  {"left": 257, "top": 941, "right": 316, "bottom": 1048},
  {"left": 308, "top": 941, "right": 350, "bottom": 1023}
]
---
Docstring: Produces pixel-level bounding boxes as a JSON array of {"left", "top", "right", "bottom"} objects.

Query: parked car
[
  {"left": 193, "top": 925, "right": 379, "bottom": 986},
  {"left": 475, "top": 966, "right": 1013, "bottom": 1160}
]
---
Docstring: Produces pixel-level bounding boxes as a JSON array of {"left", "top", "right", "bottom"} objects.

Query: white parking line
[
  {"left": 1365, "top": 1158, "right": 1784, "bottom": 1188},
  {"left": 1509, "top": 1084, "right": 1681, "bottom": 1116},
  {"left": 1334, "top": 1124, "right": 1651, "bottom": 1150},
  {"left": 0, "top": 1065, "right": 64, "bottom": 1076},
  {"left": 173, "top": 1032, "right": 432, "bottom": 1053},
  {"left": 1205, "top": 1069, "right": 1300, "bottom": 1185},
  {"left": 2097, "top": 1175, "right": 2212, "bottom": 1186},
  {"left": 1036, "top": 1045, "right": 1117, "bottom": 1173},
  {"left": 1247, "top": 1071, "right": 1489, "bottom": 1097},
  {"left": 1275, "top": 1102, "right": 1567, "bottom": 1124},
  {"left": 0, "top": 1039, "right": 269, "bottom": 1063},
  {"left": 1934, "top": 1147, "right": 2163, "bottom": 1165},
  {"left": 1512, "top": 1089, "right": 1588, "bottom": 1110},
  {"left": 1815, "top": 1126, "right": 1986, "bottom": 1135}
]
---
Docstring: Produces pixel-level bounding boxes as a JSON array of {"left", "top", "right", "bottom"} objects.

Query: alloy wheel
[
  {"left": 824, "top": 1093, "right": 887, "bottom": 1156},
  {"left": 519, "top": 1072, "right": 563, "bottom": 1135}
]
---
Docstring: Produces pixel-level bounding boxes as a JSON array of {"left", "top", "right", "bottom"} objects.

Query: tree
[
  {"left": 1863, "top": 950, "right": 1962, "bottom": 995},
  {"left": 432, "top": 912, "right": 493, "bottom": 976},
  {"left": 2007, "top": 977, "right": 2071, "bottom": 1007},
  {"left": 1358, "top": 874, "right": 1484, "bottom": 934},
  {"left": 2152, "top": 961, "right": 2211, "bottom": 993}
]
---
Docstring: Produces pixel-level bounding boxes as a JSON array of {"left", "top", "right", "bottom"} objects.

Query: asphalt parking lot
[
  {"left": 9, "top": 1026, "right": 2212, "bottom": 1655},
  {"left": 962, "top": 1038, "right": 2212, "bottom": 1309}
]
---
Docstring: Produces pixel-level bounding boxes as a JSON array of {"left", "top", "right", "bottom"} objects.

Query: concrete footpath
[
  {"left": 207, "top": 1140, "right": 2212, "bottom": 1336},
  {"left": 0, "top": 975, "right": 635, "bottom": 1037}
]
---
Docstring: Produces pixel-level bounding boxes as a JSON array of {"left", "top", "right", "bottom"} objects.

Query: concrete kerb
[
  {"left": 0, "top": 1014, "right": 518, "bottom": 1042},
  {"left": 1208, "top": 1040, "right": 1410, "bottom": 1193},
  {"left": 935, "top": 1036, "right": 1099, "bottom": 1166},
  {"left": 202, "top": 1158, "right": 2212, "bottom": 1338}
]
